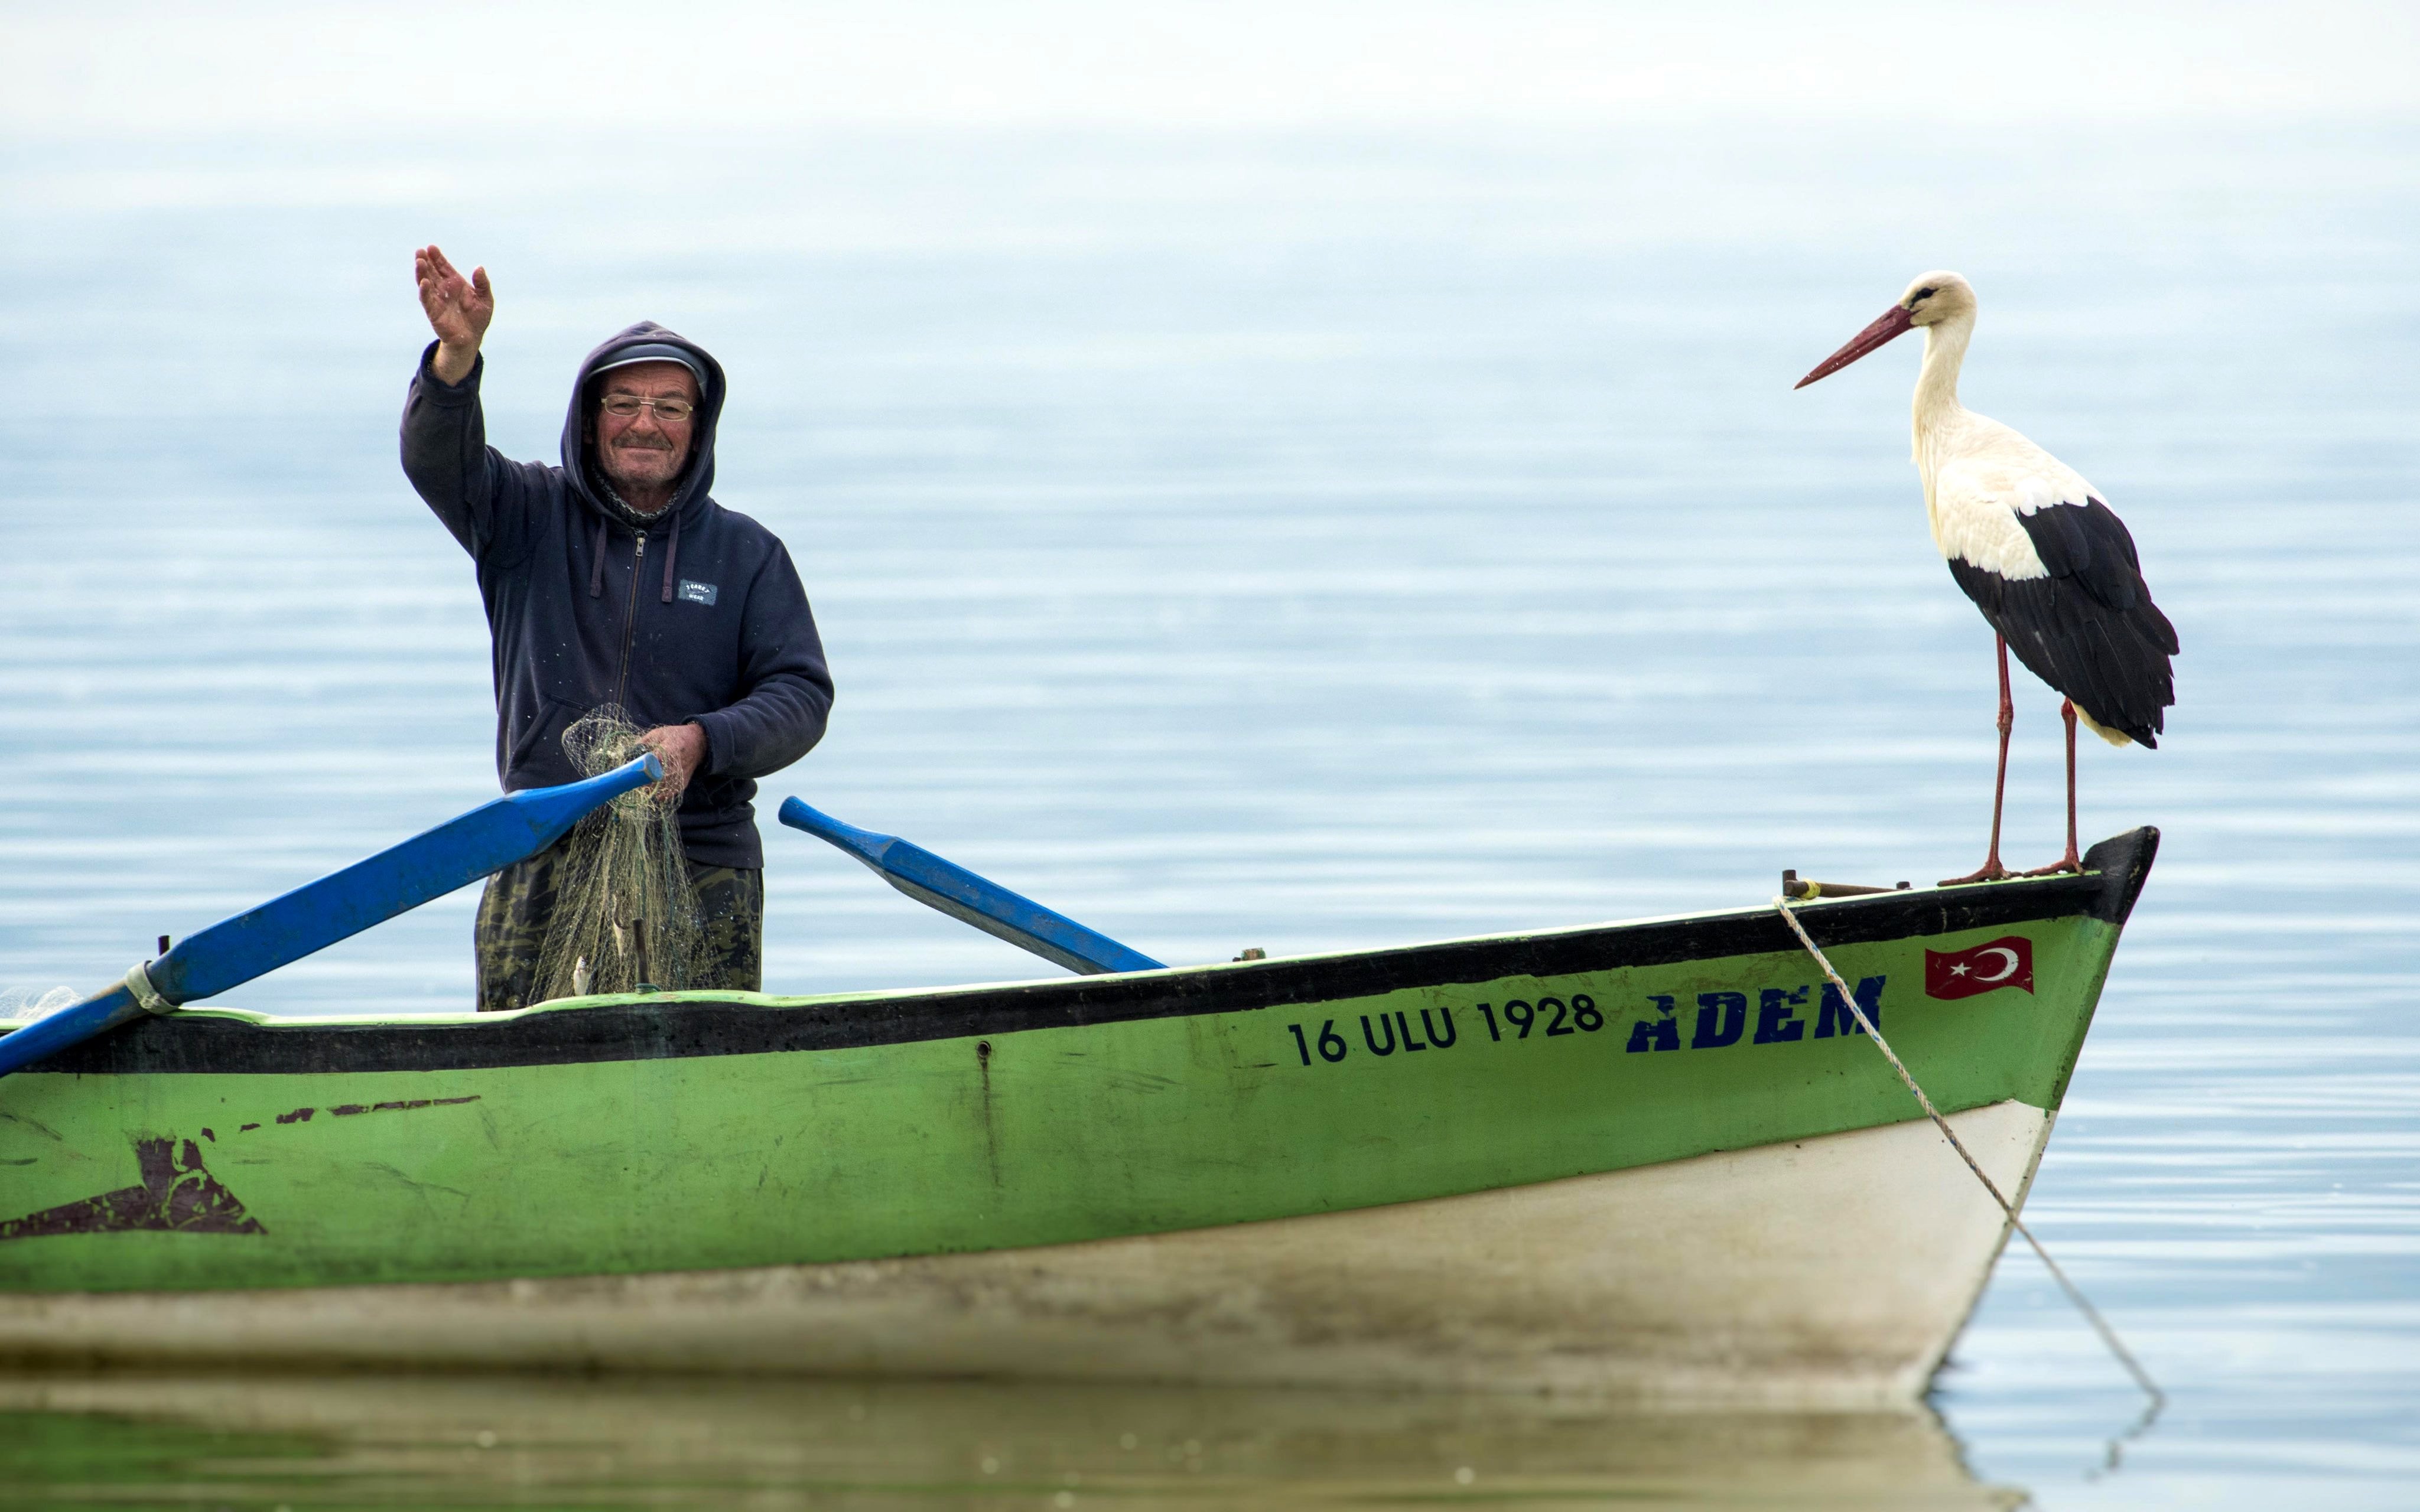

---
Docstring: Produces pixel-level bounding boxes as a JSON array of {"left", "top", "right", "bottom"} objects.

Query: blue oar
[
  {"left": 778, "top": 797, "right": 1163, "bottom": 976},
  {"left": 0, "top": 755, "right": 663, "bottom": 1079}
]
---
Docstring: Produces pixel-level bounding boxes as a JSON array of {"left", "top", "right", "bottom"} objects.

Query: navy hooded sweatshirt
[{"left": 401, "top": 322, "right": 833, "bottom": 871}]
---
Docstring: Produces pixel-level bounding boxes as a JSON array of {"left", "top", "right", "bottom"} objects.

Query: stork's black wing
[{"left": 1947, "top": 498, "right": 2179, "bottom": 747}]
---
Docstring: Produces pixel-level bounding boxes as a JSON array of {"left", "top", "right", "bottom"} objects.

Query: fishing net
[
  {"left": 531, "top": 705, "right": 704, "bottom": 1002},
  {"left": 0, "top": 986, "right": 77, "bottom": 1021}
]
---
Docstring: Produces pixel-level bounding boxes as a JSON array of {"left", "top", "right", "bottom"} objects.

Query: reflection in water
[{"left": 0, "top": 1371, "right": 2021, "bottom": 1510}]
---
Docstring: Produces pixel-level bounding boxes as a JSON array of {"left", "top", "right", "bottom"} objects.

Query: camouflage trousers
[{"left": 473, "top": 837, "right": 763, "bottom": 1012}]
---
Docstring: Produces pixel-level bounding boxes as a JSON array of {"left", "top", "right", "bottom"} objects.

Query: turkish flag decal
[{"left": 1924, "top": 936, "right": 2034, "bottom": 999}]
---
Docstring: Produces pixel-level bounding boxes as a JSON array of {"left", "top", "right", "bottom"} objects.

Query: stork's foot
[
  {"left": 1938, "top": 858, "right": 2013, "bottom": 887},
  {"left": 2018, "top": 849, "right": 2083, "bottom": 878}
]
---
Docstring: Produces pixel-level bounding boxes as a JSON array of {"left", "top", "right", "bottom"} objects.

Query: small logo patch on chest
[{"left": 676, "top": 579, "right": 718, "bottom": 607}]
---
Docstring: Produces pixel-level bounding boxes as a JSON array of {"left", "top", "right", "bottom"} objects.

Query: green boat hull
[{"left": 0, "top": 829, "right": 2156, "bottom": 1396}]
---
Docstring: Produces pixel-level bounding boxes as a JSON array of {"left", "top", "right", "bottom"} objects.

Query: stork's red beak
[{"left": 1794, "top": 304, "right": 1915, "bottom": 389}]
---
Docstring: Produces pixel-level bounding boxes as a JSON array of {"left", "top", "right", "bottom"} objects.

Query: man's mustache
[{"left": 610, "top": 438, "right": 675, "bottom": 452}]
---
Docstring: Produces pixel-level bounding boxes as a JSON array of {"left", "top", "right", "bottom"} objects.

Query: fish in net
[{"left": 532, "top": 706, "right": 704, "bottom": 1002}]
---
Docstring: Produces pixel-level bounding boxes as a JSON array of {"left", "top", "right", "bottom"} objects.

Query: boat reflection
[{"left": 0, "top": 1370, "right": 2021, "bottom": 1508}]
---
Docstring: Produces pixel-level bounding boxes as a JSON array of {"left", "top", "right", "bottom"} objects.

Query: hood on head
[{"left": 560, "top": 321, "right": 728, "bottom": 521}]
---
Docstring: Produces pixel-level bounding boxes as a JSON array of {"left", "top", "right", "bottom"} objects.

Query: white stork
[{"left": 1796, "top": 272, "right": 2178, "bottom": 882}]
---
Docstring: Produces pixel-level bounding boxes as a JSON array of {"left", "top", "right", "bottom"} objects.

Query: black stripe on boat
[{"left": 22, "top": 829, "right": 2156, "bottom": 1077}]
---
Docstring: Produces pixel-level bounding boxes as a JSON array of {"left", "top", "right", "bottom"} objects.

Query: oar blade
[
  {"left": 778, "top": 797, "right": 1164, "bottom": 976},
  {"left": 0, "top": 755, "right": 661, "bottom": 1080}
]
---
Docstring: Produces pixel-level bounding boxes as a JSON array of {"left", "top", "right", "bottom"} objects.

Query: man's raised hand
[{"left": 414, "top": 245, "right": 493, "bottom": 384}]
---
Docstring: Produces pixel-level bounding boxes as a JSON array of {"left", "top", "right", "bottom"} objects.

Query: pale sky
[{"left": 5, "top": 1, "right": 2414, "bottom": 135}]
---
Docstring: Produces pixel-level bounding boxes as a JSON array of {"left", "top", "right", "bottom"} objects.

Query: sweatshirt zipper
[{"left": 613, "top": 530, "right": 647, "bottom": 709}]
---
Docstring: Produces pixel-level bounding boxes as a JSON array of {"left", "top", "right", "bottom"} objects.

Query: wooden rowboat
[{"left": 0, "top": 827, "right": 2157, "bottom": 1402}]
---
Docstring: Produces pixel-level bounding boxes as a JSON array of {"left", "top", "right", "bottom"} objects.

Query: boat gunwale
[{"left": 12, "top": 827, "right": 2157, "bottom": 1079}]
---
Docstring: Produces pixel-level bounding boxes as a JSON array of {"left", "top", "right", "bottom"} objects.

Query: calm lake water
[{"left": 2, "top": 118, "right": 2415, "bottom": 1506}]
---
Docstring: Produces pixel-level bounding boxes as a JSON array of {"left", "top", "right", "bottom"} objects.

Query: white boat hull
[{"left": 0, "top": 1100, "right": 2048, "bottom": 1401}]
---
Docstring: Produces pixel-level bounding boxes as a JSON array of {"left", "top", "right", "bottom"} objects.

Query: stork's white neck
[
  {"left": 1911, "top": 312, "right": 1972, "bottom": 440},
  {"left": 1909, "top": 312, "right": 1975, "bottom": 533}
]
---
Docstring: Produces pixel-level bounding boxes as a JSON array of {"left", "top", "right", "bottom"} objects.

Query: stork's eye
[{"left": 1911, "top": 286, "right": 1937, "bottom": 302}]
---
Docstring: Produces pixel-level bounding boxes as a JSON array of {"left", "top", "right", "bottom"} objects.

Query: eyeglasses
[{"left": 599, "top": 395, "right": 697, "bottom": 423}]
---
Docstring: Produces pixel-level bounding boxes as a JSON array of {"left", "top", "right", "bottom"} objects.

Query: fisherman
[{"left": 402, "top": 245, "right": 834, "bottom": 1010}]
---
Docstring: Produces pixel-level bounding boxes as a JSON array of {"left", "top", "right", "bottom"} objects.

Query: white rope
[
  {"left": 123, "top": 961, "right": 178, "bottom": 1017},
  {"left": 1772, "top": 897, "right": 2164, "bottom": 1410}
]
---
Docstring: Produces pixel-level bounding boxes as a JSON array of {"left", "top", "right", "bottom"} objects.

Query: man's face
[{"left": 593, "top": 361, "right": 700, "bottom": 495}]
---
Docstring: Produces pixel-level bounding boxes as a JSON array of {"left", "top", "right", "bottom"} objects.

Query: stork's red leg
[
  {"left": 1941, "top": 635, "right": 2016, "bottom": 885},
  {"left": 2022, "top": 698, "right": 2084, "bottom": 876}
]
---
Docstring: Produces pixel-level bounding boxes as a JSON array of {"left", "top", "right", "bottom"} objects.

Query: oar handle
[
  {"left": 779, "top": 798, "right": 1165, "bottom": 976},
  {"left": 776, "top": 799, "right": 896, "bottom": 869}
]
